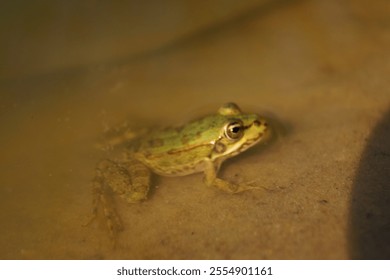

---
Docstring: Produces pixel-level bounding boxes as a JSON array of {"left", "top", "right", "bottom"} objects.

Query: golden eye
[{"left": 225, "top": 120, "right": 244, "bottom": 140}]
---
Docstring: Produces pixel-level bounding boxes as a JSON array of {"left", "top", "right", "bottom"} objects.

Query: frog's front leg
[
  {"left": 203, "top": 159, "right": 258, "bottom": 193},
  {"left": 91, "top": 158, "right": 151, "bottom": 239}
]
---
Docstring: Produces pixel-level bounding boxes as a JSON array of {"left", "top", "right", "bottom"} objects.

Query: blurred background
[
  {"left": 1, "top": 0, "right": 295, "bottom": 81},
  {"left": 0, "top": 0, "right": 389, "bottom": 259}
]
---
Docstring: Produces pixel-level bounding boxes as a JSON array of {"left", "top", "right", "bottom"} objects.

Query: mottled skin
[{"left": 91, "top": 103, "right": 269, "bottom": 238}]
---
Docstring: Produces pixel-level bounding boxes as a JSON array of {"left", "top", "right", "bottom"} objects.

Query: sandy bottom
[{"left": 0, "top": 0, "right": 389, "bottom": 259}]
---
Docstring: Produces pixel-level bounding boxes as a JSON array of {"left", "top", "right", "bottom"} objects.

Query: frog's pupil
[{"left": 232, "top": 126, "right": 240, "bottom": 133}]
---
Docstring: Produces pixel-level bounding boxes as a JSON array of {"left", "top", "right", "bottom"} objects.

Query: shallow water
[{"left": 1, "top": 0, "right": 389, "bottom": 259}]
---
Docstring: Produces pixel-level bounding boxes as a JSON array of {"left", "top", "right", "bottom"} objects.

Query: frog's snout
[{"left": 253, "top": 119, "right": 268, "bottom": 129}]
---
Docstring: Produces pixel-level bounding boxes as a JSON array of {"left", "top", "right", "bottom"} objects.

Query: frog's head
[{"left": 210, "top": 102, "right": 269, "bottom": 160}]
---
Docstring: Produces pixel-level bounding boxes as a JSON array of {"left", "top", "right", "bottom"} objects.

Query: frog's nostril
[{"left": 254, "top": 119, "right": 268, "bottom": 127}]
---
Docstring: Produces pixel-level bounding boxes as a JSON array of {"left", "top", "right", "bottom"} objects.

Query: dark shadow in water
[
  {"left": 124, "top": 0, "right": 305, "bottom": 60},
  {"left": 1, "top": 0, "right": 305, "bottom": 86},
  {"left": 349, "top": 108, "right": 390, "bottom": 259}
]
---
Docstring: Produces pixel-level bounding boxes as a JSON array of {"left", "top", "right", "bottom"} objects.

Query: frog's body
[{"left": 92, "top": 103, "right": 269, "bottom": 237}]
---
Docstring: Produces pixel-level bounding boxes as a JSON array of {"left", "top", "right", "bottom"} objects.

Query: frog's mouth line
[
  {"left": 239, "top": 135, "right": 262, "bottom": 151},
  {"left": 229, "top": 130, "right": 265, "bottom": 157}
]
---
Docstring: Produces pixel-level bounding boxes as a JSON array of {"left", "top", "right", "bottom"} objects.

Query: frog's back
[{"left": 131, "top": 115, "right": 225, "bottom": 176}]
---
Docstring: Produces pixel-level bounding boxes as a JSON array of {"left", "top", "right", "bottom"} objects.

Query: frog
[{"left": 90, "top": 102, "right": 269, "bottom": 238}]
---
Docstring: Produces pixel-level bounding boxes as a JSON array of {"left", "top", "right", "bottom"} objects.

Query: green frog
[{"left": 91, "top": 102, "right": 269, "bottom": 237}]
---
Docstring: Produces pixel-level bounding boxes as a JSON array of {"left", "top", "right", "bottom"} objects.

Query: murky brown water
[{"left": 1, "top": 0, "right": 389, "bottom": 259}]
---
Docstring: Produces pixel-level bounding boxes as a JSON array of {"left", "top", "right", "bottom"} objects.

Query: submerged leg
[
  {"left": 90, "top": 158, "right": 151, "bottom": 240},
  {"left": 122, "top": 158, "right": 151, "bottom": 203}
]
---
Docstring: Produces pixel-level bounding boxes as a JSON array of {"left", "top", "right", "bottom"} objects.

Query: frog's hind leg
[
  {"left": 90, "top": 160, "right": 126, "bottom": 241},
  {"left": 90, "top": 159, "right": 151, "bottom": 241},
  {"left": 122, "top": 158, "right": 151, "bottom": 203}
]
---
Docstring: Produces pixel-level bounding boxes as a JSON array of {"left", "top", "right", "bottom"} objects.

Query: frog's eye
[{"left": 225, "top": 120, "right": 244, "bottom": 140}]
